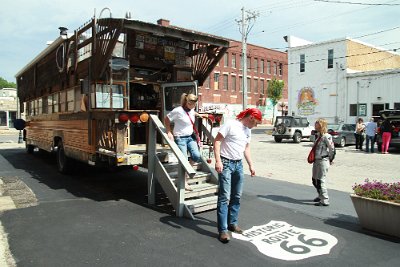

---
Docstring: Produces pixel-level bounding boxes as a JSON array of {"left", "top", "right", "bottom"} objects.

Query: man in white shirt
[{"left": 214, "top": 108, "right": 262, "bottom": 243}]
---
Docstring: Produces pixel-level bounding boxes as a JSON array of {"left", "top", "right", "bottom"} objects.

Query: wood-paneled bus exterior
[{"left": 16, "top": 16, "right": 229, "bottom": 173}]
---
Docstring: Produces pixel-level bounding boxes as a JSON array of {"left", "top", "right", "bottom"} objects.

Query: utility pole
[{"left": 236, "top": 7, "right": 259, "bottom": 110}]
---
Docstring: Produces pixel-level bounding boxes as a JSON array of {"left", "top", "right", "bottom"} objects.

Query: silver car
[{"left": 311, "top": 123, "right": 356, "bottom": 147}]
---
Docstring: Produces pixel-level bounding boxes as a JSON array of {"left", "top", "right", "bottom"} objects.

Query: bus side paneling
[{"left": 26, "top": 119, "right": 95, "bottom": 160}]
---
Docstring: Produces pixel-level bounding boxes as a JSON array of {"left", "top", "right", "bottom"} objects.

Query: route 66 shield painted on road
[{"left": 233, "top": 220, "right": 338, "bottom": 261}]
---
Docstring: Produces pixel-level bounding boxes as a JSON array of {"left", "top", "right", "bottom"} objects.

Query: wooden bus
[{"left": 16, "top": 14, "right": 229, "bottom": 174}]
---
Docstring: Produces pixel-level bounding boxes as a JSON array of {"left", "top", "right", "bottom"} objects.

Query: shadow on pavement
[
  {"left": 0, "top": 147, "right": 175, "bottom": 216},
  {"left": 159, "top": 215, "right": 217, "bottom": 239},
  {"left": 258, "top": 194, "right": 316, "bottom": 206},
  {"left": 324, "top": 214, "right": 400, "bottom": 244}
]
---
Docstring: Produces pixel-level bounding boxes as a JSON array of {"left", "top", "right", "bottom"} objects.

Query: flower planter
[{"left": 350, "top": 194, "right": 400, "bottom": 238}]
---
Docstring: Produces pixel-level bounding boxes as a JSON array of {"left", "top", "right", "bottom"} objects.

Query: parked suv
[
  {"left": 377, "top": 109, "right": 400, "bottom": 152},
  {"left": 272, "top": 116, "right": 314, "bottom": 143}
]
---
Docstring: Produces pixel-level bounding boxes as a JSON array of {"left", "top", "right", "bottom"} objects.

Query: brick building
[{"left": 157, "top": 19, "right": 288, "bottom": 124}]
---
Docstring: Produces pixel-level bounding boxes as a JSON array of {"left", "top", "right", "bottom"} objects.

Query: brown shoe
[
  {"left": 218, "top": 232, "right": 230, "bottom": 243},
  {"left": 228, "top": 225, "right": 243, "bottom": 234}
]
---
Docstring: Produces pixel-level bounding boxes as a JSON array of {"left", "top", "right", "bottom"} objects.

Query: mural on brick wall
[{"left": 297, "top": 87, "right": 318, "bottom": 116}]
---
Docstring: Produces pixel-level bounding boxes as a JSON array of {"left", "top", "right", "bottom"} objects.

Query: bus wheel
[
  {"left": 57, "top": 140, "right": 70, "bottom": 174},
  {"left": 26, "top": 143, "right": 34, "bottom": 154}
]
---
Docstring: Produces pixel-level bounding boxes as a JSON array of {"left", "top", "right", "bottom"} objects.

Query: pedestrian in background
[
  {"left": 214, "top": 108, "right": 262, "bottom": 243},
  {"left": 354, "top": 118, "right": 365, "bottom": 150},
  {"left": 312, "top": 118, "right": 335, "bottom": 207},
  {"left": 365, "top": 117, "right": 377, "bottom": 153},
  {"left": 380, "top": 119, "right": 393, "bottom": 154}
]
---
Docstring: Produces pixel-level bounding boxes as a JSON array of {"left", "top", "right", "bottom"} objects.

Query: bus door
[{"left": 161, "top": 81, "right": 198, "bottom": 120}]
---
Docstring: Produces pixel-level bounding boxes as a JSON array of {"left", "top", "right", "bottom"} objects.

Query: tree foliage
[
  {"left": 0, "top": 77, "right": 17, "bottom": 89},
  {"left": 267, "top": 78, "right": 284, "bottom": 106},
  {"left": 267, "top": 78, "right": 285, "bottom": 123}
]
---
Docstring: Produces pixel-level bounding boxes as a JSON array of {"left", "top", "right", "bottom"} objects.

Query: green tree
[
  {"left": 0, "top": 77, "right": 17, "bottom": 89},
  {"left": 267, "top": 78, "right": 284, "bottom": 124}
]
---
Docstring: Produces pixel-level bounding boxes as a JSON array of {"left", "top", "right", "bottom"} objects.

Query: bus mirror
[{"left": 14, "top": 119, "right": 26, "bottom": 130}]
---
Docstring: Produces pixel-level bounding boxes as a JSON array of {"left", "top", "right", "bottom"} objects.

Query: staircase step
[
  {"left": 163, "top": 162, "right": 203, "bottom": 172},
  {"left": 170, "top": 171, "right": 211, "bottom": 184},
  {"left": 184, "top": 183, "right": 218, "bottom": 199},
  {"left": 185, "top": 195, "right": 218, "bottom": 214}
]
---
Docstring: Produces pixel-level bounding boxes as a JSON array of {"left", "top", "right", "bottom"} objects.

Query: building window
[
  {"left": 328, "top": 49, "right": 334, "bottom": 69},
  {"left": 239, "top": 55, "right": 242, "bottom": 70},
  {"left": 279, "top": 63, "right": 283, "bottom": 76},
  {"left": 300, "top": 54, "right": 305, "bottom": 72},
  {"left": 214, "top": 73, "right": 220, "bottom": 90},
  {"left": 260, "top": 59, "right": 264, "bottom": 73},
  {"left": 223, "top": 74, "right": 229, "bottom": 91},
  {"left": 273, "top": 62, "right": 277, "bottom": 76},
  {"left": 254, "top": 79, "right": 258, "bottom": 94},
  {"left": 247, "top": 78, "right": 251, "bottom": 93},
  {"left": 267, "top": 61, "right": 271, "bottom": 74},
  {"left": 254, "top": 58, "right": 258, "bottom": 72},
  {"left": 204, "top": 77, "right": 210, "bottom": 89},
  {"left": 260, "top": 80, "right": 265, "bottom": 95},
  {"left": 0, "top": 111, "right": 6, "bottom": 126},
  {"left": 232, "top": 54, "right": 236, "bottom": 68},
  {"left": 231, "top": 76, "right": 236, "bottom": 91},
  {"left": 247, "top": 57, "right": 251, "bottom": 72},
  {"left": 239, "top": 76, "right": 243, "bottom": 92},
  {"left": 350, "top": 103, "right": 367, "bottom": 116},
  {"left": 224, "top": 53, "right": 229, "bottom": 67}
]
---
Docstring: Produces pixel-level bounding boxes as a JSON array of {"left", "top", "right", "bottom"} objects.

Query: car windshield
[{"left": 327, "top": 124, "right": 340, "bottom": 131}]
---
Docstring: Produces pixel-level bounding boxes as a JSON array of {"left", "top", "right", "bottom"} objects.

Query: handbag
[
  {"left": 185, "top": 111, "right": 202, "bottom": 148},
  {"left": 307, "top": 136, "right": 321, "bottom": 164}
]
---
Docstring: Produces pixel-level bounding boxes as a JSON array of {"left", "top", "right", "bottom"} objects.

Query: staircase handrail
[{"left": 149, "top": 114, "right": 196, "bottom": 177}]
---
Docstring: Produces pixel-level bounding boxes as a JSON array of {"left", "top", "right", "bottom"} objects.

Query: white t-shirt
[
  {"left": 218, "top": 119, "right": 251, "bottom": 160},
  {"left": 167, "top": 106, "right": 195, "bottom": 137}
]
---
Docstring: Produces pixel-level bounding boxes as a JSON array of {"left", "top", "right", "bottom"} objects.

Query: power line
[
  {"left": 287, "top": 47, "right": 400, "bottom": 66},
  {"left": 355, "top": 26, "right": 400, "bottom": 39},
  {"left": 313, "top": 0, "right": 400, "bottom": 5}
]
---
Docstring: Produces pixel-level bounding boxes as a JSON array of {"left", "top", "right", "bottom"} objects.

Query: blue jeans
[
  {"left": 217, "top": 157, "right": 244, "bottom": 233},
  {"left": 365, "top": 135, "right": 375, "bottom": 152},
  {"left": 174, "top": 135, "right": 201, "bottom": 162}
]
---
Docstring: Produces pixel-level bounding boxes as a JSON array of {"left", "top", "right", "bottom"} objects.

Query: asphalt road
[{"left": 0, "top": 129, "right": 399, "bottom": 266}]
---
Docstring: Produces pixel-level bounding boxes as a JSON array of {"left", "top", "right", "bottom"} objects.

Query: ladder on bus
[{"left": 147, "top": 114, "right": 218, "bottom": 219}]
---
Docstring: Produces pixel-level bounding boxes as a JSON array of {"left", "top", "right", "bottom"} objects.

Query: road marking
[{"left": 233, "top": 220, "right": 338, "bottom": 261}]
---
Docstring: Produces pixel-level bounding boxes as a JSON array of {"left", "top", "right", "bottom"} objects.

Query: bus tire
[{"left": 57, "top": 140, "right": 71, "bottom": 174}]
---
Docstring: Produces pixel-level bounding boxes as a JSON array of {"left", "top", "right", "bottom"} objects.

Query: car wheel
[
  {"left": 293, "top": 132, "right": 301, "bottom": 143},
  {"left": 276, "top": 123, "right": 286, "bottom": 134},
  {"left": 274, "top": 136, "right": 282, "bottom": 143},
  {"left": 339, "top": 137, "right": 346, "bottom": 147},
  {"left": 57, "top": 140, "right": 71, "bottom": 174}
]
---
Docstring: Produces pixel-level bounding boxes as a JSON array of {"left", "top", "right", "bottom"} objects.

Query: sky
[{"left": 1, "top": 0, "right": 399, "bottom": 83}]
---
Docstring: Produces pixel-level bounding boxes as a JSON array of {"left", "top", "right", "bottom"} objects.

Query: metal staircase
[{"left": 147, "top": 114, "right": 218, "bottom": 219}]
